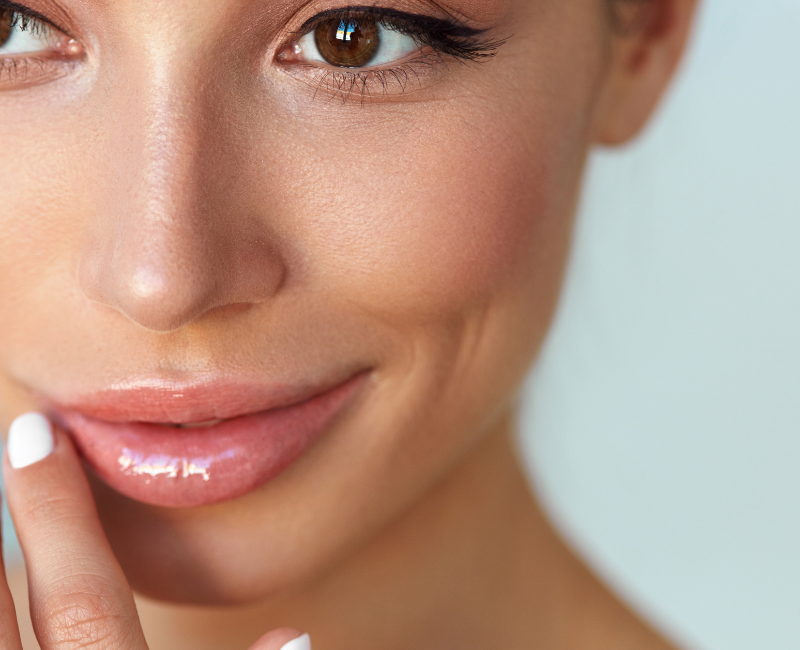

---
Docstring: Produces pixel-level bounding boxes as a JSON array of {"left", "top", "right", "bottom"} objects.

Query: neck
[
  {"left": 12, "top": 414, "right": 675, "bottom": 649},
  {"left": 132, "top": 413, "right": 675, "bottom": 650}
]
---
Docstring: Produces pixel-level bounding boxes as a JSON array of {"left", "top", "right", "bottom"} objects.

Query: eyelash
[
  {"left": 2, "top": 8, "right": 45, "bottom": 36},
  {"left": 297, "top": 7, "right": 504, "bottom": 63},
  {"left": 0, "top": 3, "right": 79, "bottom": 86},
  {"left": 282, "top": 6, "right": 507, "bottom": 102},
  {"left": 0, "top": 2, "right": 506, "bottom": 96}
]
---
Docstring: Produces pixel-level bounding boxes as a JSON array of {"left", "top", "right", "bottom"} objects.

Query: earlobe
[{"left": 591, "top": 0, "right": 699, "bottom": 146}]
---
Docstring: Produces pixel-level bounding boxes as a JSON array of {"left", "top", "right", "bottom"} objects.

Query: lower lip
[{"left": 53, "top": 375, "right": 365, "bottom": 508}]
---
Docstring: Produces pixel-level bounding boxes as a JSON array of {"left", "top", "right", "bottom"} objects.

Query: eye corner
[
  {"left": 271, "top": 6, "right": 508, "bottom": 105},
  {"left": 275, "top": 42, "right": 303, "bottom": 65},
  {"left": 0, "top": 26, "right": 86, "bottom": 90}
]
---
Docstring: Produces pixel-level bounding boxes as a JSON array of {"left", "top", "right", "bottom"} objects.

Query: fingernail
[
  {"left": 280, "top": 634, "right": 311, "bottom": 650},
  {"left": 7, "top": 413, "right": 54, "bottom": 469}
]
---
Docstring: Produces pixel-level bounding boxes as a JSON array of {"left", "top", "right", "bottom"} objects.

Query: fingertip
[
  {"left": 250, "top": 628, "right": 310, "bottom": 650},
  {"left": 281, "top": 634, "right": 311, "bottom": 650},
  {"left": 6, "top": 413, "right": 54, "bottom": 470}
]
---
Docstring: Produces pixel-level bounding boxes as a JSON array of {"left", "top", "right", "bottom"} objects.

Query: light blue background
[
  {"left": 520, "top": 0, "right": 800, "bottom": 648},
  {"left": 4, "top": 1, "right": 800, "bottom": 648}
]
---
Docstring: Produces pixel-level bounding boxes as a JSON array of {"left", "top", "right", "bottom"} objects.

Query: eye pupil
[
  {"left": 315, "top": 17, "right": 380, "bottom": 68},
  {"left": 0, "top": 12, "right": 13, "bottom": 48}
]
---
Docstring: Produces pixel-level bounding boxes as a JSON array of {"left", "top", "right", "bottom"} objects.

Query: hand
[{"left": 1, "top": 413, "right": 311, "bottom": 650}]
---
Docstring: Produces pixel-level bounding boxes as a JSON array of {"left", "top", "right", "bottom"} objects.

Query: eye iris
[
  {"left": 315, "top": 17, "right": 380, "bottom": 68},
  {"left": 0, "top": 12, "right": 13, "bottom": 48}
]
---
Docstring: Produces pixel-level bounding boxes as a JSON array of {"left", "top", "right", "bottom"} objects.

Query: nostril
[
  {"left": 110, "top": 264, "right": 219, "bottom": 333},
  {"left": 79, "top": 234, "right": 285, "bottom": 333},
  {"left": 79, "top": 250, "right": 220, "bottom": 333},
  {"left": 76, "top": 166, "right": 287, "bottom": 332}
]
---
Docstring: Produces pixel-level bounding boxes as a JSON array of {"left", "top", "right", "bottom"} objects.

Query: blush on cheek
[
  {"left": 403, "top": 145, "right": 550, "bottom": 300},
  {"left": 316, "top": 114, "right": 563, "bottom": 319}
]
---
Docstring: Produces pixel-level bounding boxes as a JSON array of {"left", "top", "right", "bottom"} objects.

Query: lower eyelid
[
  {"left": 278, "top": 57, "right": 445, "bottom": 105},
  {"left": 0, "top": 42, "right": 84, "bottom": 90},
  {"left": 275, "top": 22, "right": 451, "bottom": 102},
  {"left": 0, "top": 15, "right": 81, "bottom": 59},
  {"left": 288, "top": 19, "right": 421, "bottom": 70}
]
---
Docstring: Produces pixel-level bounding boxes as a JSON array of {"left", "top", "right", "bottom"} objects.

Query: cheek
[
  {"left": 0, "top": 109, "right": 80, "bottom": 360},
  {"left": 283, "top": 106, "right": 570, "bottom": 323}
]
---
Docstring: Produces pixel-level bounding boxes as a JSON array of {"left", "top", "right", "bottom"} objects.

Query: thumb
[{"left": 249, "top": 628, "right": 311, "bottom": 650}]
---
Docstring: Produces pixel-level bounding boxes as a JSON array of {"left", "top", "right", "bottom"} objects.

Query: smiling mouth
[{"left": 45, "top": 371, "right": 370, "bottom": 508}]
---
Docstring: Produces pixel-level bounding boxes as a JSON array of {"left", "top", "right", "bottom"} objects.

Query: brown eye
[
  {"left": 314, "top": 17, "right": 380, "bottom": 68},
  {"left": 0, "top": 11, "right": 13, "bottom": 48}
]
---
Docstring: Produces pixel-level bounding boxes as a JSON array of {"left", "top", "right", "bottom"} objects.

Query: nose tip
[
  {"left": 110, "top": 265, "right": 214, "bottom": 333},
  {"left": 77, "top": 68, "right": 287, "bottom": 333},
  {"left": 79, "top": 225, "right": 285, "bottom": 333},
  {"left": 129, "top": 267, "right": 168, "bottom": 302}
]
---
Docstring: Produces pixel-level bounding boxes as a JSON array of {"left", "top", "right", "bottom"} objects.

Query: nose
[{"left": 78, "top": 64, "right": 285, "bottom": 333}]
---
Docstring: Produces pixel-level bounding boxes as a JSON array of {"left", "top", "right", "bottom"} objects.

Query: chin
[{"left": 90, "top": 475, "right": 308, "bottom": 605}]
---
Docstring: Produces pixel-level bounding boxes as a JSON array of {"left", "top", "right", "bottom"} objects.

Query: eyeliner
[{"left": 0, "top": 0, "right": 54, "bottom": 29}]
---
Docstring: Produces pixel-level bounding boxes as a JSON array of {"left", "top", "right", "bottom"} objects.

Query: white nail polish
[
  {"left": 280, "top": 634, "right": 311, "bottom": 650},
  {"left": 7, "top": 413, "right": 54, "bottom": 469}
]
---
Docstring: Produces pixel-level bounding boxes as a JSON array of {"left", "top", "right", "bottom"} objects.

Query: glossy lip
[{"left": 44, "top": 371, "right": 370, "bottom": 509}]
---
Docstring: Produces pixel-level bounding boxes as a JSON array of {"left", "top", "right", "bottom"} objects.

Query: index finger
[{"left": 4, "top": 413, "right": 148, "bottom": 650}]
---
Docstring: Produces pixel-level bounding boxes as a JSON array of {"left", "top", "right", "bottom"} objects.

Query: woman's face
[{"left": 1, "top": 0, "right": 616, "bottom": 604}]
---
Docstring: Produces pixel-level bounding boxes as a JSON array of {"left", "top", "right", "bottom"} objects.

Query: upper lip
[{"left": 41, "top": 370, "right": 366, "bottom": 425}]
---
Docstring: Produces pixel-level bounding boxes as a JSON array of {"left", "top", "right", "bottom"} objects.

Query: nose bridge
[
  {"left": 137, "top": 76, "right": 202, "bottom": 238},
  {"left": 118, "top": 65, "right": 212, "bottom": 281},
  {"left": 79, "top": 52, "right": 285, "bottom": 332}
]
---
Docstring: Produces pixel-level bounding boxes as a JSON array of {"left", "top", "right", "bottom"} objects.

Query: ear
[{"left": 591, "top": 0, "right": 700, "bottom": 145}]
